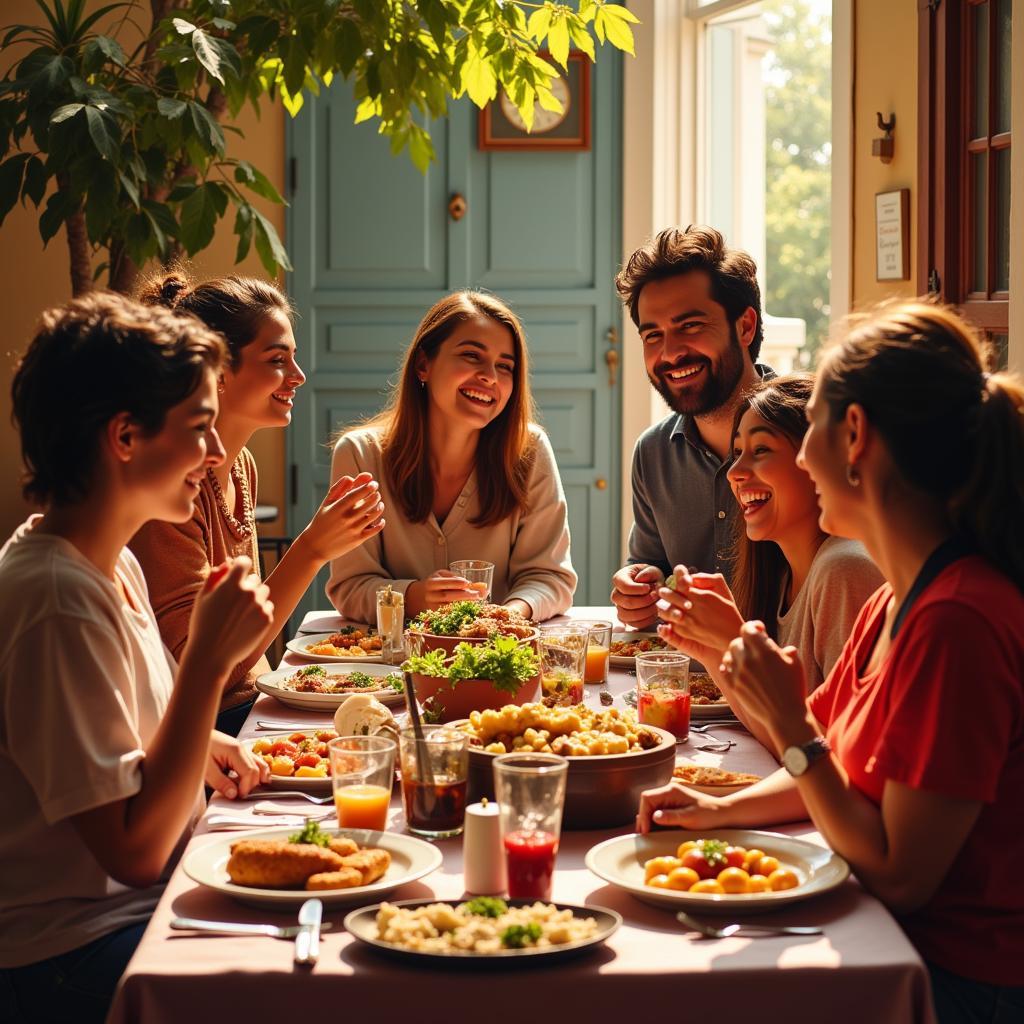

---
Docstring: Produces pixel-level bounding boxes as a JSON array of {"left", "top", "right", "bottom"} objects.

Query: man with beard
[{"left": 610, "top": 226, "right": 773, "bottom": 628}]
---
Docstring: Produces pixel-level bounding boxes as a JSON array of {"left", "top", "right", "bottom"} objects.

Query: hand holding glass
[{"left": 448, "top": 560, "right": 494, "bottom": 602}]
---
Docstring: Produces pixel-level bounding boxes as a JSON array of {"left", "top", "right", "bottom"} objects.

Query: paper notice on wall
[{"left": 876, "top": 189, "right": 909, "bottom": 281}]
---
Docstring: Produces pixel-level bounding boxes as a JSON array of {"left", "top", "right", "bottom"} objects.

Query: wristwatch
[{"left": 782, "top": 736, "right": 831, "bottom": 777}]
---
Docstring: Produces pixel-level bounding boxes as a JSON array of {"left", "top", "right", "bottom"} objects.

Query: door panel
[{"left": 288, "top": 57, "right": 621, "bottom": 612}]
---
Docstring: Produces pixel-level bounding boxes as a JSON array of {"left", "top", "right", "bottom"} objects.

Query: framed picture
[
  {"left": 478, "top": 52, "right": 591, "bottom": 151},
  {"left": 875, "top": 188, "right": 911, "bottom": 280}
]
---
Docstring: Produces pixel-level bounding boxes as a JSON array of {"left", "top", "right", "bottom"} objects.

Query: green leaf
[
  {"left": 188, "top": 101, "right": 225, "bottom": 154},
  {"left": 460, "top": 49, "right": 497, "bottom": 108},
  {"left": 172, "top": 17, "right": 195, "bottom": 35},
  {"left": 23, "top": 155, "right": 46, "bottom": 207},
  {"left": 28, "top": 55, "right": 72, "bottom": 102},
  {"left": 234, "top": 202, "right": 253, "bottom": 262},
  {"left": 0, "top": 153, "right": 31, "bottom": 225},
  {"left": 179, "top": 183, "right": 219, "bottom": 254},
  {"left": 527, "top": 7, "right": 552, "bottom": 41},
  {"left": 278, "top": 36, "right": 307, "bottom": 98},
  {"left": 157, "top": 97, "right": 187, "bottom": 119},
  {"left": 191, "top": 29, "right": 224, "bottom": 84},
  {"left": 407, "top": 122, "right": 434, "bottom": 173},
  {"left": 547, "top": 14, "right": 570, "bottom": 68},
  {"left": 601, "top": 4, "right": 641, "bottom": 25},
  {"left": 234, "top": 159, "right": 285, "bottom": 204},
  {"left": 599, "top": 6, "right": 637, "bottom": 55},
  {"left": 569, "top": 21, "right": 596, "bottom": 61},
  {"left": 251, "top": 206, "right": 291, "bottom": 273},
  {"left": 85, "top": 170, "right": 116, "bottom": 240},
  {"left": 38, "top": 188, "right": 70, "bottom": 244},
  {"left": 84, "top": 105, "right": 118, "bottom": 161},
  {"left": 418, "top": 0, "right": 447, "bottom": 48},
  {"left": 50, "top": 102, "right": 85, "bottom": 125},
  {"left": 84, "top": 34, "right": 126, "bottom": 70},
  {"left": 117, "top": 169, "right": 139, "bottom": 208}
]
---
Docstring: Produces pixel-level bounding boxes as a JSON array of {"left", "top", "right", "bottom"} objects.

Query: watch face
[
  {"left": 499, "top": 75, "right": 571, "bottom": 134},
  {"left": 783, "top": 746, "right": 809, "bottom": 777}
]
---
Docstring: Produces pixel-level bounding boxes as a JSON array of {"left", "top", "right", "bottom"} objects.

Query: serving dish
[
  {"left": 285, "top": 629, "right": 385, "bottom": 663},
  {"left": 609, "top": 631, "right": 669, "bottom": 667},
  {"left": 343, "top": 898, "right": 621, "bottom": 966},
  {"left": 244, "top": 731, "right": 334, "bottom": 793},
  {"left": 585, "top": 829, "right": 849, "bottom": 914},
  {"left": 255, "top": 665, "right": 404, "bottom": 711},
  {"left": 182, "top": 827, "right": 442, "bottom": 909},
  {"left": 455, "top": 712, "right": 676, "bottom": 829}
]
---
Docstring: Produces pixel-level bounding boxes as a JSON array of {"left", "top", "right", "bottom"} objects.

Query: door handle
[
  {"left": 605, "top": 347, "right": 619, "bottom": 387},
  {"left": 448, "top": 193, "right": 467, "bottom": 221},
  {"left": 595, "top": 478, "right": 607, "bottom": 490}
]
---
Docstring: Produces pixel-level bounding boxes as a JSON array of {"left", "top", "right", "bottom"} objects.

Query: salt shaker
[
  {"left": 463, "top": 797, "right": 507, "bottom": 895},
  {"left": 376, "top": 585, "right": 404, "bottom": 665}
]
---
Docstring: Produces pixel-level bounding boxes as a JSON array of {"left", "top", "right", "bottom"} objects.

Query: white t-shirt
[{"left": 0, "top": 518, "right": 198, "bottom": 966}]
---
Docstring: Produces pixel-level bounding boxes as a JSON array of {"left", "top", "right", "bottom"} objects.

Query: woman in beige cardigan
[{"left": 328, "top": 291, "right": 577, "bottom": 623}]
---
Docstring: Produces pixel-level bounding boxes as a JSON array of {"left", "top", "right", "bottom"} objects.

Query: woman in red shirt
[{"left": 638, "top": 302, "right": 1024, "bottom": 1023}]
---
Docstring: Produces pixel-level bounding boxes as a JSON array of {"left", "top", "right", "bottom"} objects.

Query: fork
[
  {"left": 232, "top": 790, "right": 333, "bottom": 804},
  {"left": 676, "top": 911, "right": 823, "bottom": 939}
]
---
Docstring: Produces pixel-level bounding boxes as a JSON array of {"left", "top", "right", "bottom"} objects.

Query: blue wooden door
[{"left": 287, "top": 58, "right": 621, "bottom": 614}]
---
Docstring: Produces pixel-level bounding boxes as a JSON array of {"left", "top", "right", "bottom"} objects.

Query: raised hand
[
  {"left": 655, "top": 565, "right": 744, "bottom": 663},
  {"left": 406, "top": 570, "right": 481, "bottom": 614},
  {"left": 301, "top": 471, "right": 385, "bottom": 563},
  {"left": 610, "top": 563, "right": 664, "bottom": 628},
  {"left": 188, "top": 556, "right": 275, "bottom": 681}
]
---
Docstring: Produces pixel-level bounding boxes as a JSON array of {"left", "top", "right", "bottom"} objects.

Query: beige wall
[
  {"left": 0, "top": 0, "right": 286, "bottom": 539},
  {"left": 850, "top": 0, "right": 919, "bottom": 309}
]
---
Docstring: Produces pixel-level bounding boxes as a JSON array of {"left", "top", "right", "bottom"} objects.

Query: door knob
[
  {"left": 595, "top": 477, "right": 607, "bottom": 490},
  {"left": 605, "top": 347, "right": 619, "bottom": 387},
  {"left": 448, "top": 193, "right": 467, "bottom": 221}
]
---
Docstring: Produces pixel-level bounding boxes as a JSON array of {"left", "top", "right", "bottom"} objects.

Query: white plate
[
  {"left": 286, "top": 628, "right": 385, "bottom": 663},
  {"left": 586, "top": 829, "right": 849, "bottom": 914},
  {"left": 244, "top": 731, "right": 334, "bottom": 793},
  {"left": 255, "top": 665, "right": 405, "bottom": 711},
  {"left": 183, "top": 826, "right": 442, "bottom": 909},
  {"left": 344, "top": 898, "right": 621, "bottom": 965},
  {"left": 608, "top": 631, "right": 671, "bottom": 667}
]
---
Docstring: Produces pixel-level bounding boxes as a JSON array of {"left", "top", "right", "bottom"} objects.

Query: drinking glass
[
  {"left": 537, "top": 624, "right": 589, "bottom": 706},
  {"left": 576, "top": 620, "right": 612, "bottom": 685},
  {"left": 398, "top": 726, "right": 469, "bottom": 838},
  {"left": 493, "top": 753, "right": 568, "bottom": 900},
  {"left": 376, "top": 585, "right": 405, "bottom": 665},
  {"left": 448, "top": 559, "right": 494, "bottom": 602},
  {"left": 328, "top": 735, "right": 396, "bottom": 831},
  {"left": 635, "top": 650, "right": 691, "bottom": 741}
]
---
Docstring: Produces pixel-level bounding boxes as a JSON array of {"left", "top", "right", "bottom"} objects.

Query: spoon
[{"left": 676, "top": 911, "right": 823, "bottom": 939}]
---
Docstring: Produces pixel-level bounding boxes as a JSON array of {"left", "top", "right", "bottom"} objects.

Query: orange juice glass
[
  {"left": 328, "top": 736, "right": 396, "bottom": 832},
  {"left": 334, "top": 784, "right": 392, "bottom": 830},
  {"left": 578, "top": 620, "right": 612, "bottom": 684}
]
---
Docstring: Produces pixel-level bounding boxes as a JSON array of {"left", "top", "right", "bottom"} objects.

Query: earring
[
  {"left": 419, "top": 378, "right": 426, "bottom": 389},
  {"left": 217, "top": 375, "right": 225, "bottom": 394},
  {"left": 846, "top": 464, "right": 860, "bottom": 486}
]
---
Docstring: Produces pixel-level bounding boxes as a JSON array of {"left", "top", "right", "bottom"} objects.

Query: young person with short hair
[
  {"left": 327, "top": 290, "right": 576, "bottom": 622},
  {"left": 0, "top": 294, "right": 274, "bottom": 1024}
]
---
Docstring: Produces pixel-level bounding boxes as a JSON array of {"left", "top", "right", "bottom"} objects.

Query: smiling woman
[
  {"left": 327, "top": 291, "right": 577, "bottom": 623},
  {"left": 130, "top": 271, "right": 387, "bottom": 736}
]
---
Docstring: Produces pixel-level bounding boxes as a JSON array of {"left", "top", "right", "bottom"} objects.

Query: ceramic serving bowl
[
  {"left": 453, "top": 721, "right": 676, "bottom": 830},
  {"left": 408, "top": 672, "right": 541, "bottom": 722}
]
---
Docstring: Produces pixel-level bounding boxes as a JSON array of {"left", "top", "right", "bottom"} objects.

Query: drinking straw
[{"left": 403, "top": 670, "right": 435, "bottom": 786}]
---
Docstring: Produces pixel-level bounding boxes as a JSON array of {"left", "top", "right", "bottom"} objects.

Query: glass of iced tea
[
  {"left": 398, "top": 726, "right": 469, "bottom": 838},
  {"left": 493, "top": 753, "right": 568, "bottom": 900},
  {"left": 448, "top": 559, "right": 494, "bottom": 602},
  {"left": 327, "top": 735, "right": 396, "bottom": 831},
  {"left": 538, "top": 624, "right": 588, "bottom": 706},
  {"left": 635, "top": 651, "right": 691, "bottom": 741},
  {"left": 575, "top": 620, "right": 612, "bottom": 685}
]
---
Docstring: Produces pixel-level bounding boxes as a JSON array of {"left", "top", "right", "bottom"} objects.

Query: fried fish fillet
[
  {"left": 338, "top": 848, "right": 391, "bottom": 885},
  {"left": 226, "top": 840, "right": 344, "bottom": 888},
  {"left": 327, "top": 836, "right": 359, "bottom": 857},
  {"left": 305, "top": 867, "right": 364, "bottom": 891}
]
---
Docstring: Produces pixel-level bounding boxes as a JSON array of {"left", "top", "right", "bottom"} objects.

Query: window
[{"left": 919, "top": 0, "right": 1011, "bottom": 367}]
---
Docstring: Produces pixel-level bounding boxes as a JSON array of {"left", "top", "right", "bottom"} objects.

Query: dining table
[{"left": 108, "top": 607, "right": 936, "bottom": 1024}]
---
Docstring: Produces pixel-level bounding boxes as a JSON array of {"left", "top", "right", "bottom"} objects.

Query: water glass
[
  {"left": 537, "top": 624, "right": 589, "bottom": 706},
  {"left": 577, "top": 620, "right": 612, "bottom": 685},
  {"left": 398, "top": 726, "right": 469, "bottom": 838},
  {"left": 635, "top": 651, "right": 691, "bottom": 741},
  {"left": 493, "top": 753, "right": 568, "bottom": 900},
  {"left": 328, "top": 735, "right": 396, "bottom": 832},
  {"left": 376, "top": 585, "right": 405, "bottom": 664},
  {"left": 448, "top": 559, "right": 494, "bottom": 602}
]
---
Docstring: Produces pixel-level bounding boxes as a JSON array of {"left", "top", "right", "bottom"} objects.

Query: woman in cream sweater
[{"left": 328, "top": 291, "right": 577, "bottom": 623}]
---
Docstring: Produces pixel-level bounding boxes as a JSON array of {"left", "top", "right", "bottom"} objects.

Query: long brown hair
[
  {"left": 357, "top": 291, "right": 538, "bottom": 528},
  {"left": 729, "top": 374, "right": 820, "bottom": 634},
  {"left": 820, "top": 301, "right": 1024, "bottom": 591},
  {"left": 138, "top": 269, "right": 293, "bottom": 368}
]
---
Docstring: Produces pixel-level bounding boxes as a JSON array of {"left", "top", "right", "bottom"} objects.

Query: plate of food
[
  {"left": 285, "top": 626, "right": 384, "bottom": 662},
  {"left": 256, "top": 664, "right": 405, "bottom": 711},
  {"left": 183, "top": 821, "right": 442, "bottom": 909},
  {"left": 687, "top": 673, "right": 735, "bottom": 719},
  {"left": 246, "top": 729, "right": 339, "bottom": 792},
  {"left": 586, "top": 829, "right": 849, "bottom": 914},
  {"left": 672, "top": 762, "right": 761, "bottom": 796},
  {"left": 344, "top": 896, "right": 621, "bottom": 966},
  {"left": 609, "top": 631, "right": 670, "bottom": 667}
]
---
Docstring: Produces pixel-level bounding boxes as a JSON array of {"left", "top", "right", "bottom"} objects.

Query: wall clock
[{"left": 478, "top": 52, "right": 591, "bottom": 151}]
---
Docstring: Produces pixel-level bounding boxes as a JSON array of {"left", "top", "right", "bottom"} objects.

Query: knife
[
  {"left": 170, "top": 917, "right": 334, "bottom": 939},
  {"left": 294, "top": 898, "right": 322, "bottom": 966}
]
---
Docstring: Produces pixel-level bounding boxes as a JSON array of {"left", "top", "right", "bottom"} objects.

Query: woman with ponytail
[
  {"left": 637, "top": 302, "right": 1024, "bottom": 1022},
  {"left": 132, "top": 272, "right": 386, "bottom": 735}
]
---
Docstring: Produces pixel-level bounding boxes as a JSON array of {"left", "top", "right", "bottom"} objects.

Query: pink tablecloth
[{"left": 108, "top": 609, "right": 935, "bottom": 1024}]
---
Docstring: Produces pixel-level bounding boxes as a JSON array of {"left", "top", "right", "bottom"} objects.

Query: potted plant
[
  {"left": 402, "top": 634, "right": 541, "bottom": 723},
  {"left": 405, "top": 600, "right": 539, "bottom": 658}
]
